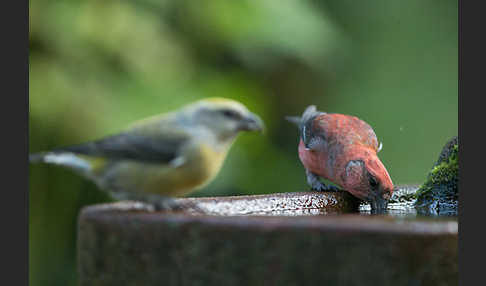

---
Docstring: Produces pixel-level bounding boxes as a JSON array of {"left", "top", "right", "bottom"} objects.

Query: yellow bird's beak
[{"left": 238, "top": 113, "right": 265, "bottom": 133}]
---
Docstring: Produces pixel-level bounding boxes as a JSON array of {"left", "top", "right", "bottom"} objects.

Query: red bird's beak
[
  {"left": 369, "top": 194, "right": 389, "bottom": 214},
  {"left": 367, "top": 158, "right": 394, "bottom": 213},
  {"left": 369, "top": 177, "right": 394, "bottom": 214}
]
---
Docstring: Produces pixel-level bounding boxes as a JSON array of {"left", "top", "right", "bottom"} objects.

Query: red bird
[{"left": 287, "top": 105, "right": 394, "bottom": 211}]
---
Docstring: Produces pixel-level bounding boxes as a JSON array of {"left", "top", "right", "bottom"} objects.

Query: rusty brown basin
[{"left": 77, "top": 191, "right": 457, "bottom": 286}]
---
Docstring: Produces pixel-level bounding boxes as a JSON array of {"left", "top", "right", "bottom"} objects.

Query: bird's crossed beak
[
  {"left": 369, "top": 196, "right": 389, "bottom": 214},
  {"left": 239, "top": 113, "right": 265, "bottom": 132},
  {"left": 368, "top": 187, "right": 392, "bottom": 214}
]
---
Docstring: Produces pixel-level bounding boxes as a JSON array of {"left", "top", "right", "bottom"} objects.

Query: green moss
[
  {"left": 415, "top": 142, "right": 458, "bottom": 214},
  {"left": 420, "top": 145, "right": 457, "bottom": 188}
]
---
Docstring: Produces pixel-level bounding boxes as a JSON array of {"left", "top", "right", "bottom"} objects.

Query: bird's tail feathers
[
  {"left": 301, "top": 105, "right": 322, "bottom": 124},
  {"left": 29, "top": 152, "right": 48, "bottom": 164},
  {"left": 285, "top": 105, "right": 324, "bottom": 128},
  {"left": 29, "top": 152, "right": 92, "bottom": 173},
  {"left": 285, "top": 116, "right": 302, "bottom": 127}
]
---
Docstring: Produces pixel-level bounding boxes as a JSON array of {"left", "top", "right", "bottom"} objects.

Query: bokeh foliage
[{"left": 29, "top": 0, "right": 457, "bottom": 285}]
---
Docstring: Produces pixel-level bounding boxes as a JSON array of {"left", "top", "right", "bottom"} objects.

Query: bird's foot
[
  {"left": 311, "top": 182, "right": 340, "bottom": 192},
  {"left": 152, "top": 197, "right": 205, "bottom": 214},
  {"left": 151, "top": 198, "right": 185, "bottom": 212},
  {"left": 324, "top": 185, "right": 341, "bottom": 192},
  {"left": 306, "top": 169, "right": 340, "bottom": 192},
  {"left": 111, "top": 192, "right": 187, "bottom": 213}
]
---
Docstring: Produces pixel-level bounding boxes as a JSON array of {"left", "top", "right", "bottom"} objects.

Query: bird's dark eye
[
  {"left": 221, "top": 109, "right": 241, "bottom": 119},
  {"left": 369, "top": 176, "right": 378, "bottom": 188}
]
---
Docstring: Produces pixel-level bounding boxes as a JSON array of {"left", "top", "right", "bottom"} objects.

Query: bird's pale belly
[{"left": 104, "top": 144, "right": 229, "bottom": 197}]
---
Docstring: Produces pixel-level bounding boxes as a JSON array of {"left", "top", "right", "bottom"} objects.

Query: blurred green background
[{"left": 29, "top": 0, "right": 457, "bottom": 285}]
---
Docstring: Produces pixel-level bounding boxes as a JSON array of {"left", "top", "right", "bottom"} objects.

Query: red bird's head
[{"left": 340, "top": 152, "right": 394, "bottom": 212}]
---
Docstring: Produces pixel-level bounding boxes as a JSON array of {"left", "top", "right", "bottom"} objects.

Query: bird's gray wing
[
  {"left": 56, "top": 131, "right": 190, "bottom": 164},
  {"left": 300, "top": 106, "right": 326, "bottom": 150},
  {"left": 285, "top": 105, "right": 326, "bottom": 150}
]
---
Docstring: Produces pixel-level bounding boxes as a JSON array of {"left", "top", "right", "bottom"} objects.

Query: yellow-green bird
[{"left": 29, "top": 98, "right": 264, "bottom": 209}]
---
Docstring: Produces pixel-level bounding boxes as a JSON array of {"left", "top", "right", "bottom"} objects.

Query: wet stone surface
[
  {"left": 78, "top": 191, "right": 458, "bottom": 286},
  {"left": 360, "top": 185, "right": 419, "bottom": 216},
  {"left": 173, "top": 191, "right": 361, "bottom": 216}
]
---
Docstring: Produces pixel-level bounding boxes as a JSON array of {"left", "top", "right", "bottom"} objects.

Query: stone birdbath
[{"left": 77, "top": 137, "right": 458, "bottom": 286}]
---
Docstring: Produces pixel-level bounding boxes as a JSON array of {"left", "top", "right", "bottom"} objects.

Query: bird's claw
[
  {"left": 306, "top": 169, "right": 340, "bottom": 193},
  {"left": 325, "top": 185, "right": 341, "bottom": 192},
  {"left": 311, "top": 183, "right": 326, "bottom": 191},
  {"left": 153, "top": 199, "right": 206, "bottom": 214},
  {"left": 151, "top": 199, "right": 184, "bottom": 212},
  {"left": 111, "top": 192, "right": 187, "bottom": 213},
  {"left": 312, "top": 183, "right": 340, "bottom": 192}
]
